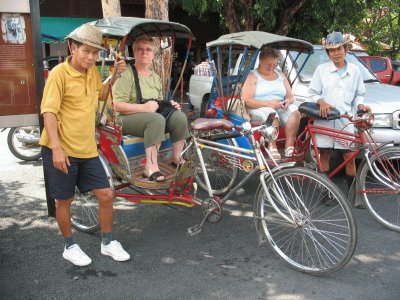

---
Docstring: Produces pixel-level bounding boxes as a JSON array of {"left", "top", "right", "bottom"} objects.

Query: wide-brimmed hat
[
  {"left": 66, "top": 24, "right": 106, "bottom": 51},
  {"left": 323, "top": 32, "right": 350, "bottom": 49}
]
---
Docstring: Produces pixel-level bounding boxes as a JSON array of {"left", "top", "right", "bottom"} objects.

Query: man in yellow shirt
[{"left": 40, "top": 24, "right": 130, "bottom": 266}]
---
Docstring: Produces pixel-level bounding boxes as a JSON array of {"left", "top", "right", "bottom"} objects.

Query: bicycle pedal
[{"left": 187, "top": 225, "right": 202, "bottom": 236}]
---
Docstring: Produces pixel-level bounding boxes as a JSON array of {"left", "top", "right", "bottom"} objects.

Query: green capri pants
[{"left": 119, "top": 111, "right": 190, "bottom": 148}]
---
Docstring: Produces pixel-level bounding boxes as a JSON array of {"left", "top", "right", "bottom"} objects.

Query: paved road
[{"left": 0, "top": 128, "right": 399, "bottom": 300}]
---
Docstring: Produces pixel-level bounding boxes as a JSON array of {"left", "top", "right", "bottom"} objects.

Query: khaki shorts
[{"left": 249, "top": 103, "right": 298, "bottom": 125}]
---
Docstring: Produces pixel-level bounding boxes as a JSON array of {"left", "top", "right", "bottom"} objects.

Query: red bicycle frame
[{"left": 293, "top": 116, "right": 374, "bottom": 179}]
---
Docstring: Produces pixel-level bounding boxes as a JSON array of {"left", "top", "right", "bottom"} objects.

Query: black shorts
[
  {"left": 317, "top": 148, "right": 352, "bottom": 154},
  {"left": 41, "top": 147, "right": 110, "bottom": 200}
]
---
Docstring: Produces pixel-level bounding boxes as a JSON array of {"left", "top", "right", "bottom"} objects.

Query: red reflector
[{"left": 206, "top": 108, "right": 217, "bottom": 118}]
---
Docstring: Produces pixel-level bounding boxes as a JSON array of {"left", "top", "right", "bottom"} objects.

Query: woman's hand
[
  {"left": 170, "top": 100, "right": 181, "bottom": 111},
  {"left": 143, "top": 100, "right": 159, "bottom": 112},
  {"left": 268, "top": 99, "right": 284, "bottom": 110},
  {"left": 282, "top": 98, "right": 293, "bottom": 110}
]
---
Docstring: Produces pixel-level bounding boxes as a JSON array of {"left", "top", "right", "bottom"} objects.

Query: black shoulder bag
[{"left": 131, "top": 66, "right": 175, "bottom": 121}]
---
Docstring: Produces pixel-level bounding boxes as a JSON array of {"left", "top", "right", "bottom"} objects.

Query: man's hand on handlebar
[{"left": 358, "top": 104, "right": 371, "bottom": 113}]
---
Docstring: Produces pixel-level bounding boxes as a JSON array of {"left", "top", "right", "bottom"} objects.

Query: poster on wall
[
  {"left": 2, "top": 14, "right": 26, "bottom": 44},
  {"left": 0, "top": 12, "right": 37, "bottom": 119}
]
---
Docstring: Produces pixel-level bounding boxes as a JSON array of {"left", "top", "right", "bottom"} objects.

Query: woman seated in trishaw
[{"left": 112, "top": 35, "right": 189, "bottom": 182}]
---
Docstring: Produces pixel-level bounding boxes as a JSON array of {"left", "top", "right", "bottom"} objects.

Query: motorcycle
[{"left": 3, "top": 126, "right": 41, "bottom": 161}]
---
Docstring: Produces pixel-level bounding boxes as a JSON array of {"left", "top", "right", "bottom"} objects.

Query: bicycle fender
[
  {"left": 374, "top": 141, "right": 396, "bottom": 153},
  {"left": 354, "top": 151, "right": 379, "bottom": 207},
  {"left": 270, "top": 162, "right": 297, "bottom": 173},
  {"left": 256, "top": 162, "right": 297, "bottom": 188},
  {"left": 354, "top": 147, "right": 390, "bottom": 207}
]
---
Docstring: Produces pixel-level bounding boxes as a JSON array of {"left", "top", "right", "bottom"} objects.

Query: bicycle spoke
[
  {"left": 360, "top": 147, "right": 400, "bottom": 232},
  {"left": 256, "top": 167, "right": 356, "bottom": 274}
]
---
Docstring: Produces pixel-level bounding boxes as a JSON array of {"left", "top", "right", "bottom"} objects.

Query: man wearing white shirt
[{"left": 309, "top": 32, "right": 370, "bottom": 206}]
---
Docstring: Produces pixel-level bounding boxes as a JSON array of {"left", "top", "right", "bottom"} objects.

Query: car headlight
[{"left": 373, "top": 114, "right": 392, "bottom": 128}]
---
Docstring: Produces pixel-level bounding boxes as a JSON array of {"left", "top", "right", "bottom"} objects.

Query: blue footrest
[{"left": 121, "top": 134, "right": 172, "bottom": 158}]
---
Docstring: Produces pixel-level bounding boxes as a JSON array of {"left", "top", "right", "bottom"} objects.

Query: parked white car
[{"left": 188, "top": 46, "right": 400, "bottom": 145}]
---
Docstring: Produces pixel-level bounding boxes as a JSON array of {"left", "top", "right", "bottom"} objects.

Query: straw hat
[
  {"left": 66, "top": 24, "right": 106, "bottom": 50},
  {"left": 323, "top": 32, "right": 350, "bottom": 49}
]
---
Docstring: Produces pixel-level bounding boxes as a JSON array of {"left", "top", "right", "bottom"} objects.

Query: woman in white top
[{"left": 242, "top": 47, "right": 300, "bottom": 159}]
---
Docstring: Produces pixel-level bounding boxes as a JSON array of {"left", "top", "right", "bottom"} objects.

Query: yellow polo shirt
[{"left": 39, "top": 57, "right": 103, "bottom": 158}]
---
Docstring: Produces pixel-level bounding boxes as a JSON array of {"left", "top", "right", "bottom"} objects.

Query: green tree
[
  {"left": 172, "top": 0, "right": 365, "bottom": 42},
  {"left": 359, "top": 0, "right": 400, "bottom": 58}
]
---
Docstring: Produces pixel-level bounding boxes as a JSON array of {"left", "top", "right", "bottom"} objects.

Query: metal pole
[{"left": 30, "top": 0, "right": 55, "bottom": 217}]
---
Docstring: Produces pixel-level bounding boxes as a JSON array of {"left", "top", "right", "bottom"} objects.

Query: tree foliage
[
  {"left": 172, "top": 0, "right": 400, "bottom": 57},
  {"left": 358, "top": 0, "right": 400, "bottom": 58},
  {"left": 172, "top": 0, "right": 365, "bottom": 43}
]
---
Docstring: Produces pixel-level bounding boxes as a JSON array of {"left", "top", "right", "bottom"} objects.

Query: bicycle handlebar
[
  {"left": 306, "top": 110, "right": 373, "bottom": 129},
  {"left": 205, "top": 131, "right": 242, "bottom": 141},
  {"left": 203, "top": 122, "right": 273, "bottom": 141},
  {"left": 336, "top": 112, "right": 374, "bottom": 128}
]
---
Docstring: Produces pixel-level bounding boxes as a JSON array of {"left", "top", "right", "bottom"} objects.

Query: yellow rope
[{"left": 137, "top": 199, "right": 195, "bottom": 207}]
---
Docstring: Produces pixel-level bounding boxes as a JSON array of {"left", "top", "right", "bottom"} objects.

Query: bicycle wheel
[
  {"left": 7, "top": 127, "right": 41, "bottom": 161},
  {"left": 195, "top": 137, "right": 238, "bottom": 195},
  {"left": 71, "top": 154, "right": 115, "bottom": 233},
  {"left": 254, "top": 167, "right": 356, "bottom": 275},
  {"left": 359, "top": 146, "right": 400, "bottom": 232}
]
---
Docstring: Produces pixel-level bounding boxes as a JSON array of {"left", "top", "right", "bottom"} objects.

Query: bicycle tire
[
  {"left": 70, "top": 153, "right": 115, "bottom": 233},
  {"left": 195, "top": 136, "right": 238, "bottom": 195},
  {"left": 7, "top": 127, "right": 41, "bottom": 161},
  {"left": 254, "top": 167, "right": 357, "bottom": 275},
  {"left": 359, "top": 146, "right": 400, "bottom": 232}
]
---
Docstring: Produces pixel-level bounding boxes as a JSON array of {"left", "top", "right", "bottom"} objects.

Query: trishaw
[
  {"left": 70, "top": 18, "right": 357, "bottom": 275},
  {"left": 200, "top": 31, "right": 400, "bottom": 233},
  {"left": 194, "top": 31, "right": 314, "bottom": 194}
]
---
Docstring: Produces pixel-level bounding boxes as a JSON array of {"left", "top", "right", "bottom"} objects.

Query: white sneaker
[
  {"left": 63, "top": 244, "right": 92, "bottom": 266},
  {"left": 101, "top": 240, "right": 130, "bottom": 262}
]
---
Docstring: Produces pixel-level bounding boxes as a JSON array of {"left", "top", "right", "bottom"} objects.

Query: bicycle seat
[
  {"left": 298, "top": 102, "right": 341, "bottom": 120},
  {"left": 191, "top": 118, "right": 234, "bottom": 131}
]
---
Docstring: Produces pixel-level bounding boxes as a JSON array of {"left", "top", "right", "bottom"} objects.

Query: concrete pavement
[{"left": 0, "top": 128, "right": 399, "bottom": 300}]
